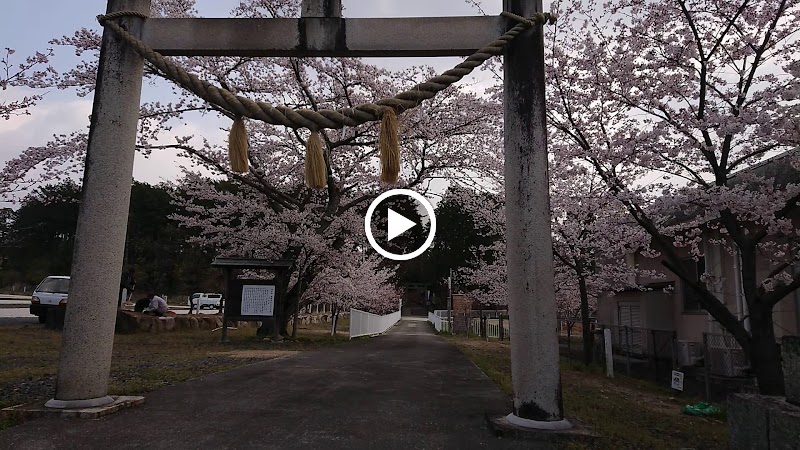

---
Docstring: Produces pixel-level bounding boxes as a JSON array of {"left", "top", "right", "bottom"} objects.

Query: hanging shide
[
  {"left": 305, "top": 131, "right": 328, "bottom": 190},
  {"left": 379, "top": 108, "right": 401, "bottom": 184},
  {"left": 228, "top": 117, "right": 250, "bottom": 173}
]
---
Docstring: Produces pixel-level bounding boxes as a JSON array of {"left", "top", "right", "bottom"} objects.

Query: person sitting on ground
[
  {"left": 134, "top": 297, "right": 151, "bottom": 313},
  {"left": 142, "top": 292, "right": 168, "bottom": 316}
]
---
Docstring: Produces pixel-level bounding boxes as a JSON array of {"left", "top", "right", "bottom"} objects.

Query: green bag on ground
[{"left": 682, "top": 402, "right": 721, "bottom": 416}]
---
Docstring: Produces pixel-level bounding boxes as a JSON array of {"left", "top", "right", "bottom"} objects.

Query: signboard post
[
  {"left": 212, "top": 258, "right": 294, "bottom": 343},
  {"left": 671, "top": 370, "right": 685, "bottom": 392},
  {"left": 241, "top": 284, "right": 276, "bottom": 316}
]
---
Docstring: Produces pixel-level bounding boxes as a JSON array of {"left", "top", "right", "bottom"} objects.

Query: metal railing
[
  {"left": 605, "top": 325, "right": 675, "bottom": 360},
  {"left": 703, "top": 332, "right": 749, "bottom": 378},
  {"left": 349, "top": 308, "right": 401, "bottom": 339}
]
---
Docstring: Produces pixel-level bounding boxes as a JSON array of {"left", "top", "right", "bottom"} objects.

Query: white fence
[
  {"left": 470, "top": 318, "right": 510, "bottom": 338},
  {"left": 349, "top": 308, "right": 401, "bottom": 339},
  {"left": 428, "top": 311, "right": 452, "bottom": 332},
  {"left": 426, "top": 312, "right": 510, "bottom": 338}
]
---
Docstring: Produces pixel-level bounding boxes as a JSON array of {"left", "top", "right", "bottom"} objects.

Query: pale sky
[{"left": 0, "top": 0, "right": 513, "bottom": 200}]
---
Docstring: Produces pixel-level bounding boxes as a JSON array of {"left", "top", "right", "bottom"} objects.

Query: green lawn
[{"left": 451, "top": 337, "right": 728, "bottom": 450}]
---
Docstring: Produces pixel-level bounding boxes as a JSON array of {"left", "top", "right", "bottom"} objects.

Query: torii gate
[{"left": 49, "top": 0, "right": 568, "bottom": 430}]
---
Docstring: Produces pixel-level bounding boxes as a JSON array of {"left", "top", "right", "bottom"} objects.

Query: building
[{"left": 596, "top": 150, "right": 800, "bottom": 369}]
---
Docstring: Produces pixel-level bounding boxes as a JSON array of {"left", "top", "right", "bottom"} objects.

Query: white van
[
  {"left": 30, "top": 276, "right": 70, "bottom": 323},
  {"left": 188, "top": 293, "right": 222, "bottom": 309}
]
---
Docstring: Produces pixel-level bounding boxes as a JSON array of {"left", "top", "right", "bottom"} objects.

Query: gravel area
[
  {"left": 0, "top": 356, "right": 264, "bottom": 408},
  {"left": 0, "top": 318, "right": 37, "bottom": 327},
  {"left": 0, "top": 378, "right": 55, "bottom": 408}
]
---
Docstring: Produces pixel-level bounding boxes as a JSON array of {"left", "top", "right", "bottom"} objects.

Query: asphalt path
[{"left": 0, "top": 317, "right": 527, "bottom": 449}]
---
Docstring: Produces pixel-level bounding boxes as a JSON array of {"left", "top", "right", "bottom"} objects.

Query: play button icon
[
  {"left": 365, "top": 189, "right": 437, "bottom": 261},
  {"left": 387, "top": 208, "right": 417, "bottom": 242}
]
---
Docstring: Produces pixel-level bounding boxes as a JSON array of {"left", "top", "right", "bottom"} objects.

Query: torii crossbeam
[{"left": 51, "top": 0, "right": 567, "bottom": 430}]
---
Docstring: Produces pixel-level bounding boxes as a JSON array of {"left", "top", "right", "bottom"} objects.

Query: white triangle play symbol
[{"left": 387, "top": 208, "right": 417, "bottom": 242}]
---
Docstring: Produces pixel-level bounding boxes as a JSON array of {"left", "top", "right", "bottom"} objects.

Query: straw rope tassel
[
  {"left": 305, "top": 131, "right": 328, "bottom": 190},
  {"left": 379, "top": 108, "right": 401, "bottom": 184},
  {"left": 228, "top": 118, "right": 250, "bottom": 173}
]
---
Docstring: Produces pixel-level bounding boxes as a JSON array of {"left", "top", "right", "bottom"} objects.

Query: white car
[
  {"left": 30, "top": 276, "right": 70, "bottom": 323},
  {"left": 188, "top": 293, "right": 222, "bottom": 310}
]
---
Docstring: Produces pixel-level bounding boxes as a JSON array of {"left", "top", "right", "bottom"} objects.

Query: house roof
[
  {"left": 211, "top": 257, "right": 294, "bottom": 271},
  {"left": 729, "top": 147, "right": 800, "bottom": 189},
  {"left": 660, "top": 148, "right": 800, "bottom": 226},
  {"left": 615, "top": 281, "right": 675, "bottom": 293}
]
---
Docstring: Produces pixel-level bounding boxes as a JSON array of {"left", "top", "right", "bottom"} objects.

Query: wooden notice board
[{"left": 224, "top": 279, "right": 280, "bottom": 321}]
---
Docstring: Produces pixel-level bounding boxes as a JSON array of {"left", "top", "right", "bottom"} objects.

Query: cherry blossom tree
[
  {"left": 302, "top": 254, "right": 400, "bottom": 334},
  {"left": 547, "top": 0, "right": 800, "bottom": 393},
  {"left": 0, "top": 47, "right": 60, "bottom": 200},
  {"left": 455, "top": 164, "right": 651, "bottom": 359},
  {"left": 0, "top": 0, "right": 503, "bottom": 334},
  {"left": 0, "top": 47, "right": 53, "bottom": 120},
  {"left": 550, "top": 163, "right": 658, "bottom": 363}
]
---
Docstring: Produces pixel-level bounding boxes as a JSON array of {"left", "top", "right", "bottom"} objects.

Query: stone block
[
  {"left": 165, "top": 317, "right": 176, "bottom": 330},
  {"left": 728, "top": 394, "right": 769, "bottom": 450},
  {"left": 782, "top": 336, "right": 800, "bottom": 406},
  {"left": 768, "top": 396, "right": 800, "bottom": 449},
  {"left": 137, "top": 318, "right": 152, "bottom": 332},
  {"left": 485, "top": 414, "right": 596, "bottom": 448},
  {"left": 115, "top": 311, "right": 138, "bottom": 334},
  {"left": 1, "top": 396, "right": 144, "bottom": 422},
  {"left": 729, "top": 394, "right": 800, "bottom": 450}
]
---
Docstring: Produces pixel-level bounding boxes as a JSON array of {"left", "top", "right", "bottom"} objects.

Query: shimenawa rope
[{"left": 96, "top": 10, "right": 556, "bottom": 186}]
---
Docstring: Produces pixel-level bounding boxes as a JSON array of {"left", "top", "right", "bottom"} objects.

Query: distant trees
[
  {"left": 0, "top": 180, "right": 80, "bottom": 284},
  {"left": 425, "top": 185, "right": 504, "bottom": 304},
  {"left": 0, "top": 180, "right": 217, "bottom": 295}
]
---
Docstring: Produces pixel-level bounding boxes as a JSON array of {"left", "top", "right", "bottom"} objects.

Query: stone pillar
[
  {"left": 502, "top": 0, "right": 569, "bottom": 428},
  {"left": 728, "top": 336, "right": 800, "bottom": 449},
  {"left": 604, "top": 328, "right": 614, "bottom": 378},
  {"left": 301, "top": 0, "right": 341, "bottom": 17},
  {"left": 46, "top": 0, "right": 150, "bottom": 409}
]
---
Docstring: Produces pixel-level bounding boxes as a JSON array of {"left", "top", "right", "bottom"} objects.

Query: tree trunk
[
  {"left": 738, "top": 243, "right": 784, "bottom": 395},
  {"left": 291, "top": 285, "right": 301, "bottom": 338},
  {"left": 567, "top": 322, "right": 572, "bottom": 357},
  {"left": 257, "top": 318, "right": 276, "bottom": 337},
  {"left": 330, "top": 304, "right": 338, "bottom": 336},
  {"left": 748, "top": 307, "right": 785, "bottom": 395},
  {"left": 578, "top": 276, "right": 593, "bottom": 365}
]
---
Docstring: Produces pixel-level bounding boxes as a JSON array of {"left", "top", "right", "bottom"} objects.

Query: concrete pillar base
[
  {"left": 45, "top": 396, "right": 115, "bottom": 409},
  {"left": 506, "top": 413, "right": 572, "bottom": 430}
]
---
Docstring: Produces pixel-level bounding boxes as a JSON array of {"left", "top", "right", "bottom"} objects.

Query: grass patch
[
  {"left": 0, "top": 319, "right": 350, "bottom": 413},
  {"left": 450, "top": 336, "right": 728, "bottom": 449}
]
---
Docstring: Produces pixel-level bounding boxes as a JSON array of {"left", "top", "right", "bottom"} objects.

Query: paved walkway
[{"left": 1, "top": 318, "right": 527, "bottom": 449}]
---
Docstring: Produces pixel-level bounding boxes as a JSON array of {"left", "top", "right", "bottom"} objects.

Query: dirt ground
[{"left": 0, "top": 320, "right": 349, "bottom": 413}]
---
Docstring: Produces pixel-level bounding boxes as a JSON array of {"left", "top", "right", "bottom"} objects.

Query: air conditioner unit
[{"left": 677, "top": 340, "right": 703, "bottom": 367}]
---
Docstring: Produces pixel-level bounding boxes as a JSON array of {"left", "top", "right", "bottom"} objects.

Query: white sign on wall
[
  {"left": 241, "top": 284, "right": 276, "bottom": 316},
  {"left": 671, "top": 370, "right": 685, "bottom": 391}
]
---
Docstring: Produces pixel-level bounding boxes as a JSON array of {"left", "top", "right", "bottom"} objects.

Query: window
[
  {"left": 36, "top": 277, "right": 70, "bottom": 294},
  {"left": 679, "top": 257, "right": 705, "bottom": 312}
]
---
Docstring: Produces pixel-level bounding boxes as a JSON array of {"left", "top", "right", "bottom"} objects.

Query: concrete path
[{"left": 0, "top": 318, "right": 528, "bottom": 449}]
